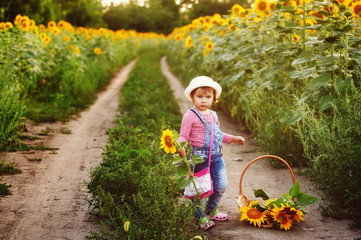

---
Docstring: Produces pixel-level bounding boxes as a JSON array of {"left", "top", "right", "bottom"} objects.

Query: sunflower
[
  {"left": 203, "top": 49, "right": 208, "bottom": 57},
  {"left": 185, "top": 35, "right": 193, "bottom": 48},
  {"left": 48, "top": 21, "right": 56, "bottom": 28},
  {"left": 68, "top": 45, "right": 73, "bottom": 52},
  {"left": 351, "top": 2, "right": 361, "bottom": 18},
  {"left": 240, "top": 201, "right": 267, "bottom": 227},
  {"left": 160, "top": 129, "right": 176, "bottom": 154},
  {"left": 43, "top": 36, "right": 51, "bottom": 45},
  {"left": 228, "top": 24, "right": 236, "bottom": 31},
  {"left": 203, "top": 23, "right": 211, "bottom": 31},
  {"left": 174, "top": 33, "right": 183, "bottom": 42},
  {"left": 272, "top": 205, "right": 293, "bottom": 231},
  {"left": 205, "top": 41, "right": 214, "bottom": 51},
  {"left": 292, "top": 34, "right": 301, "bottom": 43},
  {"left": 52, "top": 27, "right": 62, "bottom": 35},
  {"left": 283, "top": 206, "right": 305, "bottom": 223},
  {"left": 63, "top": 35, "right": 70, "bottom": 42},
  {"left": 75, "top": 47, "right": 80, "bottom": 55},
  {"left": 19, "top": 20, "right": 30, "bottom": 31},
  {"left": 4, "top": 22, "right": 13, "bottom": 29},
  {"left": 254, "top": 0, "right": 270, "bottom": 17},
  {"left": 39, "top": 24, "right": 46, "bottom": 32},
  {"left": 232, "top": 4, "right": 245, "bottom": 17},
  {"left": 94, "top": 47, "right": 102, "bottom": 55}
]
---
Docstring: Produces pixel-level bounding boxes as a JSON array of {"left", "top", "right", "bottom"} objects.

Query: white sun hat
[{"left": 184, "top": 76, "right": 222, "bottom": 102}]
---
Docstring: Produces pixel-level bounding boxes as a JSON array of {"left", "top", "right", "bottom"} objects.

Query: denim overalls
[{"left": 190, "top": 107, "right": 228, "bottom": 219}]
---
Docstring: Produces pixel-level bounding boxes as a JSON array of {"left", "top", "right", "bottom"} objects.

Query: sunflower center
[
  {"left": 276, "top": 212, "right": 289, "bottom": 224},
  {"left": 164, "top": 136, "right": 173, "bottom": 148},
  {"left": 247, "top": 208, "right": 262, "bottom": 219},
  {"left": 355, "top": 5, "right": 361, "bottom": 15},
  {"left": 258, "top": 2, "right": 267, "bottom": 11}
]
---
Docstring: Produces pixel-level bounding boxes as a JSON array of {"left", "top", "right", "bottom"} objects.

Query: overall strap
[
  {"left": 190, "top": 107, "right": 218, "bottom": 125},
  {"left": 208, "top": 113, "right": 214, "bottom": 167},
  {"left": 190, "top": 107, "right": 206, "bottom": 125},
  {"left": 190, "top": 107, "right": 214, "bottom": 167}
]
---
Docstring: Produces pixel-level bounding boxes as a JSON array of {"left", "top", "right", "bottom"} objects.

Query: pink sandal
[
  {"left": 206, "top": 211, "right": 228, "bottom": 221},
  {"left": 199, "top": 218, "right": 215, "bottom": 230}
]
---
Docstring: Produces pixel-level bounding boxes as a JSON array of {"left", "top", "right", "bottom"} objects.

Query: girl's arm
[
  {"left": 223, "top": 133, "right": 245, "bottom": 145},
  {"left": 231, "top": 135, "right": 245, "bottom": 145},
  {"left": 177, "top": 111, "right": 194, "bottom": 157}
]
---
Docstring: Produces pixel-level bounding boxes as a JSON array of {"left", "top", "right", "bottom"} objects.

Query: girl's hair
[{"left": 190, "top": 87, "right": 217, "bottom": 103}]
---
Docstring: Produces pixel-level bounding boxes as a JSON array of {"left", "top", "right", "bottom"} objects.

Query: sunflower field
[
  {"left": 0, "top": 14, "right": 163, "bottom": 150},
  {"left": 1, "top": 0, "right": 361, "bottom": 237},
  {"left": 164, "top": 0, "right": 361, "bottom": 218}
]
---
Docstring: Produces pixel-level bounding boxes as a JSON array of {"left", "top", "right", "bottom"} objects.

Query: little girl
[{"left": 178, "top": 76, "right": 245, "bottom": 230}]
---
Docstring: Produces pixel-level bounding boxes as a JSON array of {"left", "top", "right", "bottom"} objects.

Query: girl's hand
[
  {"left": 232, "top": 136, "right": 245, "bottom": 146},
  {"left": 178, "top": 148, "right": 186, "bottom": 157}
]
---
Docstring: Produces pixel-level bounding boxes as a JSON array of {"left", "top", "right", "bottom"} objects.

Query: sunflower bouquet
[
  {"left": 160, "top": 129, "right": 208, "bottom": 205},
  {"left": 240, "top": 181, "right": 318, "bottom": 231}
]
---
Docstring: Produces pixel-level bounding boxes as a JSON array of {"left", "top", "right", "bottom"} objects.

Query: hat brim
[{"left": 184, "top": 79, "right": 222, "bottom": 102}]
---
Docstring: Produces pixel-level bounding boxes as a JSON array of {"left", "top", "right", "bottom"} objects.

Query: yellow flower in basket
[{"left": 238, "top": 155, "right": 318, "bottom": 231}]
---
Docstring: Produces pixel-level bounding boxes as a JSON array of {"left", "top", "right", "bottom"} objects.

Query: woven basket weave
[{"left": 237, "top": 155, "right": 296, "bottom": 211}]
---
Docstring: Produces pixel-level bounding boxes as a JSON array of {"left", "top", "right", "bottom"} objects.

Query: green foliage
[
  {"left": 254, "top": 181, "right": 318, "bottom": 208},
  {"left": 86, "top": 50, "right": 197, "bottom": 239},
  {"left": 0, "top": 161, "right": 21, "bottom": 197},
  {"left": 0, "top": 37, "right": 25, "bottom": 150},
  {"left": 103, "top": 0, "right": 181, "bottom": 34},
  {"left": 164, "top": 1, "right": 361, "bottom": 219},
  {"left": 1, "top": 0, "right": 105, "bottom": 28},
  {"left": 1, "top": 0, "right": 61, "bottom": 24},
  {"left": 182, "top": 0, "right": 249, "bottom": 20},
  {"left": 0, "top": 160, "right": 22, "bottom": 174},
  {"left": 0, "top": 182, "right": 12, "bottom": 196},
  {"left": 297, "top": 87, "right": 361, "bottom": 218},
  {"left": 1, "top": 20, "right": 137, "bottom": 134}
]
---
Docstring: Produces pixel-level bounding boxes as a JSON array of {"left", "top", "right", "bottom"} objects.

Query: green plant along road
[{"left": 0, "top": 60, "right": 136, "bottom": 239}]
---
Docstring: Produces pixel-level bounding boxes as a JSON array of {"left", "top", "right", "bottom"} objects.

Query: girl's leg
[{"left": 206, "top": 154, "right": 227, "bottom": 215}]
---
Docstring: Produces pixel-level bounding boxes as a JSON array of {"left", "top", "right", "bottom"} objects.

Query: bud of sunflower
[
  {"left": 338, "top": 4, "right": 346, "bottom": 12},
  {"left": 276, "top": 2, "right": 282, "bottom": 9},
  {"left": 344, "top": 11, "right": 352, "bottom": 18}
]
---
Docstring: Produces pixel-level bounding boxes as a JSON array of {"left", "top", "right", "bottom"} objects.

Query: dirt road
[
  {"left": 0, "top": 60, "right": 136, "bottom": 240},
  {"left": 161, "top": 56, "right": 361, "bottom": 240}
]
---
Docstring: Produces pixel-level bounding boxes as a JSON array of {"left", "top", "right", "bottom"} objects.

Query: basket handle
[{"left": 239, "top": 155, "right": 296, "bottom": 197}]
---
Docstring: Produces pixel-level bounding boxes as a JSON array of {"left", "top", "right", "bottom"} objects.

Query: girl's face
[{"left": 191, "top": 87, "right": 214, "bottom": 113}]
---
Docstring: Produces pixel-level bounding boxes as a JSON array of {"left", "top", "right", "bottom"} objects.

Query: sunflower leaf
[
  {"left": 174, "top": 164, "right": 188, "bottom": 178},
  {"left": 253, "top": 188, "right": 270, "bottom": 200},
  {"left": 289, "top": 181, "right": 301, "bottom": 197},
  {"left": 172, "top": 155, "right": 184, "bottom": 165},
  {"left": 282, "top": 193, "right": 292, "bottom": 201},
  {"left": 268, "top": 198, "right": 286, "bottom": 208},
  {"left": 178, "top": 177, "right": 192, "bottom": 190},
  {"left": 190, "top": 155, "right": 204, "bottom": 165},
  {"left": 294, "top": 192, "right": 319, "bottom": 206},
  {"left": 172, "top": 129, "right": 179, "bottom": 140}
]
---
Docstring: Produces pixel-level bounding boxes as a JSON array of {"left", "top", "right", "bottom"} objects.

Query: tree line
[{"left": 0, "top": 0, "right": 247, "bottom": 34}]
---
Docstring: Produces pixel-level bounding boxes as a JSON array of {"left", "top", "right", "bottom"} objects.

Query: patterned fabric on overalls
[{"left": 190, "top": 107, "right": 224, "bottom": 173}]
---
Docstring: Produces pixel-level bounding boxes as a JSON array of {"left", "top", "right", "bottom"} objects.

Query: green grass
[
  {"left": 0, "top": 161, "right": 22, "bottom": 175},
  {"left": 0, "top": 161, "right": 22, "bottom": 197}
]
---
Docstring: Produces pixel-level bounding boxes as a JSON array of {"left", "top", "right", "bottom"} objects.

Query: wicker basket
[{"left": 237, "top": 155, "right": 296, "bottom": 211}]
